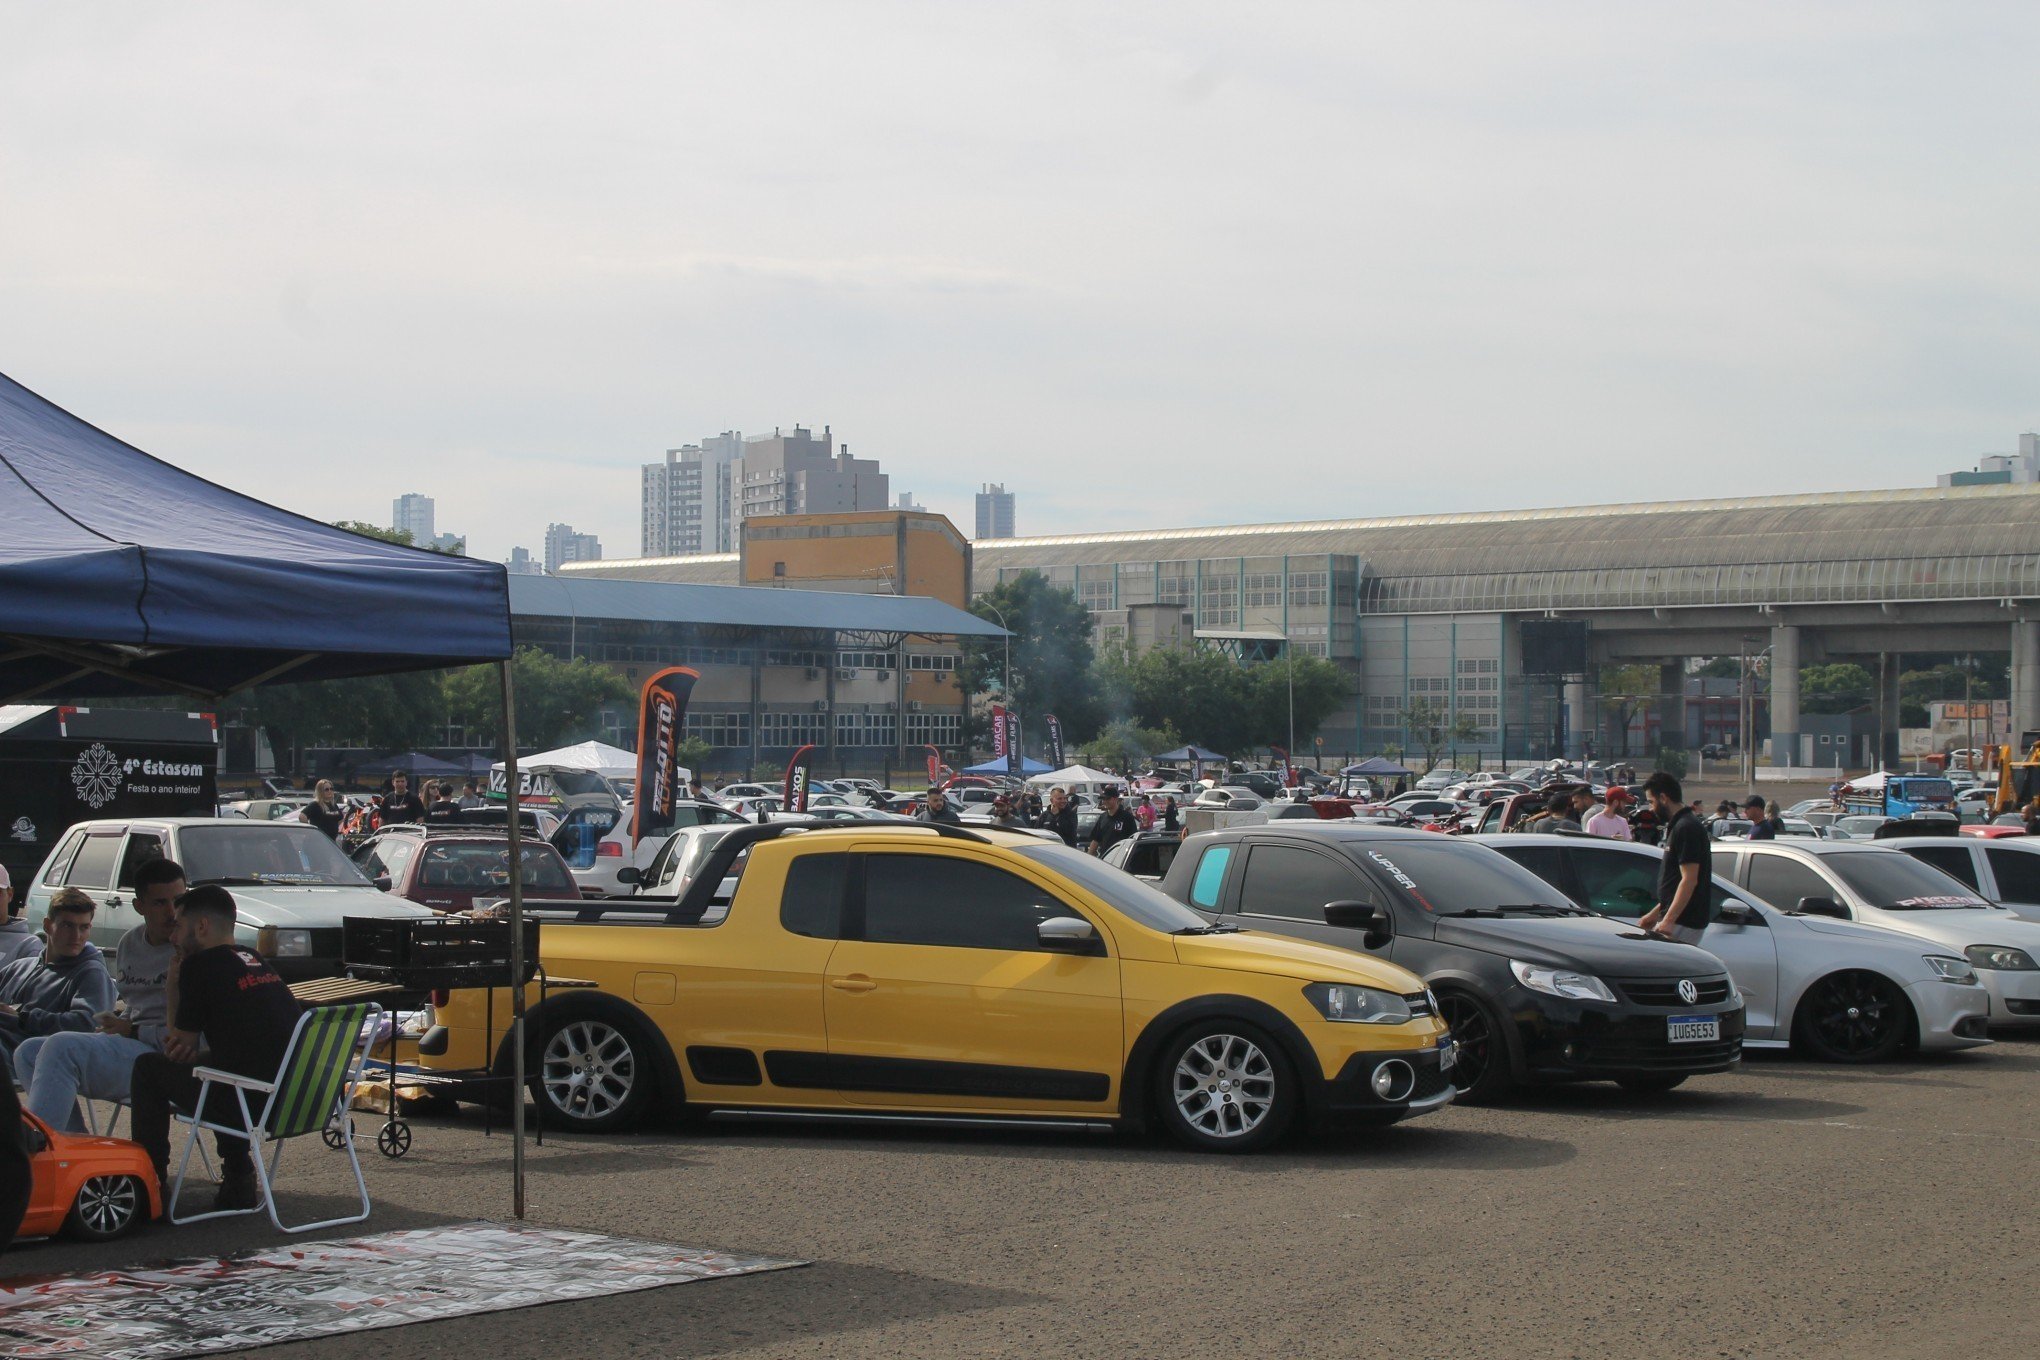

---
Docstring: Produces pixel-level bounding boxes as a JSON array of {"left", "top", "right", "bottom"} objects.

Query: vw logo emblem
[{"left": 1677, "top": 978, "right": 1699, "bottom": 1005}]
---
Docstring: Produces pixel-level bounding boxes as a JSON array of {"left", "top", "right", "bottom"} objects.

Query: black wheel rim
[
  {"left": 1810, "top": 973, "right": 1901, "bottom": 1057},
  {"left": 1439, "top": 996, "right": 1491, "bottom": 1092}
]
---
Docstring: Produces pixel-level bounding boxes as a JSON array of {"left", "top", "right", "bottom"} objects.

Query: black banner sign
[{"left": 630, "top": 666, "right": 700, "bottom": 845}]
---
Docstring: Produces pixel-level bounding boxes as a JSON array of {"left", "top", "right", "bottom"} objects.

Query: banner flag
[
  {"left": 1044, "top": 714, "right": 1064, "bottom": 770},
  {"left": 1005, "top": 710, "right": 1021, "bottom": 775},
  {"left": 630, "top": 666, "right": 700, "bottom": 845},
  {"left": 990, "top": 704, "right": 1008, "bottom": 760},
  {"left": 1272, "top": 745, "right": 1298, "bottom": 788},
  {"left": 925, "top": 745, "right": 945, "bottom": 785},
  {"left": 783, "top": 744, "right": 818, "bottom": 813}
]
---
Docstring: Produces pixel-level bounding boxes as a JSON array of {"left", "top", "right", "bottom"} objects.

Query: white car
[
  {"left": 1482, "top": 835, "right": 1990, "bottom": 1061},
  {"left": 579, "top": 799, "right": 750, "bottom": 898},
  {"left": 1713, "top": 840, "right": 2040, "bottom": 1030},
  {"left": 1191, "top": 787, "right": 1264, "bottom": 810},
  {"left": 1882, "top": 837, "right": 2040, "bottom": 923},
  {"left": 25, "top": 817, "right": 430, "bottom": 978},
  {"left": 1415, "top": 770, "right": 1464, "bottom": 792},
  {"left": 713, "top": 783, "right": 778, "bottom": 802}
]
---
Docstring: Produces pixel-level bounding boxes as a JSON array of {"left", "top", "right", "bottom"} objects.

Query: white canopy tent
[
  {"left": 1027, "top": 763, "right": 1122, "bottom": 793},
  {"left": 493, "top": 740, "right": 641, "bottom": 780}
]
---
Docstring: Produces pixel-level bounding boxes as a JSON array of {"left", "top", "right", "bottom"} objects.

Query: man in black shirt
[
  {"left": 129, "top": 886, "right": 305, "bottom": 1214},
  {"left": 425, "top": 781, "right": 463, "bottom": 821},
  {"left": 1085, "top": 787, "right": 1139, "bottom": 857},
  {"left": 920, "top": 789, "right": 962, "bottom": 826},
  {"left": 1041, "top": 787, "right": 1079, "bottom": 846},
  {"left": 380, "top": 771, "right": 426, "bottom": 825},
  {"left": 1744, "top": 795, "right": 1778, "bottom": 840},
  {"left": 1638, "top": 772, "right": 1711, "bottom": 943}
]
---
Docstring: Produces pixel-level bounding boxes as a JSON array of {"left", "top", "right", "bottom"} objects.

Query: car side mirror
[
  {"left": 1716, "top": 902, "right": 1754, "bottom": 925},
  {"left": 1796, "top": 896, "right": 1848, "bottom": 919},
  {"left": 1037, "top": 916, "right": 1102, "bottom": 954},
  {"left": 1323, "top": 900, "right": 1391, "bottom": 947},
  {"left": 615, "top": 865, "right": 641, "bottom": 885},
  {"left": 372, "top": 875, "right": 392, "bottom": 892}
]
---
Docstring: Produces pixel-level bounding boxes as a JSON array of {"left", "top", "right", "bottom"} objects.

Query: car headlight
[
  {"left": 1509, "top": 960, "right": 1617, "bottom": 1003},
  {"left": 1303, "top": 983, "right": 1414, "bottom": 1024},
  {"left": 256, "top": 927, "right": 313, "bottom": 958},
  {"left": 1925, "top": 954, "right": 1979, "bottom": 984},
  {"left": 1964, "top": 945, "right": 2038, "bottom": 972}
]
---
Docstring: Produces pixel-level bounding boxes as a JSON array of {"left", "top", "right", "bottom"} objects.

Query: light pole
[{"left": 1955, "top": 654, "right": 1976, "bottom": 772}]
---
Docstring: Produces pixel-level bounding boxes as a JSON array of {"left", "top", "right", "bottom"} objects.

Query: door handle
[{"left": 829, "top": 976, "right": 878, "bottom": 993}]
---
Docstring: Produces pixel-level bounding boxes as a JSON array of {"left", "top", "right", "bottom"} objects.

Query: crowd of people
[{"left": 916, "top": 783, "right": 1173, "bottom": 856}]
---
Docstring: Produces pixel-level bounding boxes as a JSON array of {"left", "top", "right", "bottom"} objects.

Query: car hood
[
  {"left": 1790, "top": 914, "right": 1948, "bottom": 949},
  {"left": 1430, "top": 914, "right": 1724, "bottom": 978},
  {"left": 1860, "top": 906, "right": 2040, "bottom": 948},
  {"left": 208, "top": 885, "right": 432, "bottom": 926},
  {"left": 1172, "top": 929, "right": 1428, "bottom": 992}
]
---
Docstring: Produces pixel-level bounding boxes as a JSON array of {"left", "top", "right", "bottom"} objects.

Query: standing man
[
  {"left": 1085, "top": 787, "right": 1139, "bottom": 857},
  {"left": 129, "top": 886, "right": 304, "bottom": 1213},
  {"left": 379, "top": 771, "right": 425, "bottom": 825},
  {"left": 457, "top": 779, "right": 489, "bottom": 811},
  {"left": 1041, "top": 787, "right": 1078, "bottom": 846},
  {"left": 1638, "top": 773, "right": 1712, "bottom": 943},
  {"left": 0, "top": 890, "right": 116, "bottom": 1060},
  {"left": 920, "top": 788, "right": 962, "bottom": 826},
  {"left": 1744, "top": 795, "right": 1778, "bottom": 840},
  {"left": 14, "top": 859, "right": 182, "bottom": 1130},
  {"left": 0, "top": 866, "right": 39, "bottom": 968},
  {"left": 1585, "top": 787, "right": 1635, "bottom": 840}
]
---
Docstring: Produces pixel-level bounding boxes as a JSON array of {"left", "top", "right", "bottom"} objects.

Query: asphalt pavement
[{"left": 17, "top": 1037, "right": 2040, "bottom": 1359}]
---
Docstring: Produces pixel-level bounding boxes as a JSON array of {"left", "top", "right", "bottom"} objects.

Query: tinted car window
[
  {"left": 1014, "top": 843, "right": 1204, "bottom": 933},
  {"left": 1500, "top": 846, "right": 1568, "bottom": 894},
  {"left": 180, "top": 825, "right": 373, "bottom": 887},
  {"left": 66, "top": 833, "right": 122, "bottom": 889},
  {"left": 780, "top": 852, "right": 847, "bottom": 939},
  {"left": 417, "top": 842, "right": 575, "bottom": 890},
  {"left": 1353, "top": 840, "right": 1562, "bottom": 914},
  {"left": 1985, "top": 847, "right": 2040, "bottom": 904},
  {"left": 1237, "top": 844, "right": 1370, "bottom": 921},
  {"left": 40, "top": 829, "right": 85, "bottom": 887},
  {"left": 1710, "top": 849, "right": 1741, "bottom": 881},
  {"left": 1746, "top": 856, "right": 1835, "bottom": 912},
  {"left": 1188, "top": 845, "right": 1233, "bottom": 910},
  {"left": 116, "top": 832, "right": 166, "bottom": 889},
  {"left": 863, "top": 854, "right": 1073, "bottom": 951},
  {"left": 1564, "top": 848, "right": 1659, "bottom": 918},
  {"left": 1827, "top": 853, "right": 1989, "bottom": 908},
  {"left": 1900, "top": 844, "right": 1980, "bottom": 890}
]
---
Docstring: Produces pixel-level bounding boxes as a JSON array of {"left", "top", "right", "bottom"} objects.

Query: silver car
[
  {"left": 1480, "top": 835, "right": 1989, "bottom": 1061},
  {"left": 1882, "top": 836, "right": 2040, "bottom": 923}
]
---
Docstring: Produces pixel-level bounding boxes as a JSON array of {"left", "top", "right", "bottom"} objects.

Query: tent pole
[{"left": 500, "top": 659, "right": 526, "bottom": 1221}]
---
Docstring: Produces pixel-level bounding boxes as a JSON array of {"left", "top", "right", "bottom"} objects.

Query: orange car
[{"left": 16, "top": 1113, "right": 160, "bottom": 1241}]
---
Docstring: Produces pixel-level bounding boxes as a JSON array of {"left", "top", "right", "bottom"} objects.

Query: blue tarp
[
  {"left": 1343, "top": 757, "right": 1416, "bottom": 777},
  {"left": 961, "top": 755, "right": 1052, "bottom": 775},
  {"left": 1156, "top": 746, "right": 1227, "bottom": 763},
  {"left": 0, "top": 372, "right": 512, "bottom": 699}
]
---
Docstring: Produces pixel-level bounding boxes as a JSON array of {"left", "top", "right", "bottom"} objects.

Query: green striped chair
[{"left": 167, "top": 1002, "right": 381, "bottom": 1233}]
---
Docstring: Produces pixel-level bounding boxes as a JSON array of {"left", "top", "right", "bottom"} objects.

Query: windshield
[
  {"left": 181, "top": 825, "right": 372, "bottom": 887},
  {"left": 418, "top": 841, "right": 575, "bottom": 890},
  {"left": 1828, "top": 852, "right": 1991, "bottom": 910},
  {"left": 1013, "top": 843, "right": 1208, "bottom": 933},
  {"left": 1355, "top": 840, "right": 1574, "bottom": 915},
  {"left": 1894, "top": 779, "right": 1954, "bottom": 801}
]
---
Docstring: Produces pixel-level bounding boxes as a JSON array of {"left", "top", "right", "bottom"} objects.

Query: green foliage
[
  {"left": 443, "top": 647, "right": 632, "bottom": 752},
  {"left": 1800, "top": 663, "right": 1874, "bottom": 716},
  {"left": 334, "top": 520, "right": 415, "bottom": 546},
  {"left": 1090, "top": 645, "right": 1351, "bottom": 756},
  {"left": 676, "top": 737, "right": 714, "bottom": 779},
  {"left": 1653, "top": 746, "right": 1689, "bottom": 779},
  {"left": 232, "top": 670, "right": 448, "bottom": 765},
  {"left": 1693, "top": 657, "right": 1742, "bottom": 679},
  {"left": 1596, "top": 663, "right": 1664, "bottom": 756},
  {"left": 1078, "top": 718, "right": 1180, "bottom": 772},
  {"left": 1397, "top": 697, "right": 1479, "bottom": 774},
  {"left": 959, "top": 574, "right": 1101, "bottom": 747}
]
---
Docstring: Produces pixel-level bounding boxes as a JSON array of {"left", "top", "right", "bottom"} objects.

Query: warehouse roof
[{"left": 508, "top": 573, "right": 1004, "bottom": 638}]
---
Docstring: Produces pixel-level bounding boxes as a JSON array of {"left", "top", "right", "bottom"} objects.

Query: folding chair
[{"left": 167, "top": 1002, "right": 381, "bottom": 1233}]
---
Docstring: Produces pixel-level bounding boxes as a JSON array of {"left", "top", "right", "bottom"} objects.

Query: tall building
[
  {"left": 1939, "top": 433, "right": 2040, "bottom": 487},
  {"left": 642, "top": 431, "right": 743, "bottom": 556},
  {"left": 975, "top": 483, "right": 1016, "bottom": 539},
  {"left": 896, "top": 492, "right": 922, "bottom": 510},
  {"left": 544, "top": 523, "right": 602, "bottom": 575},
  {"left": 733, "top": 426, "right": 888, "bottom": 528},
  {"left": 392, "top": 493, "right": 435, "bottom": 546},
  {"left": 506, "top": 546, "right": 542, "bottom": 575}
]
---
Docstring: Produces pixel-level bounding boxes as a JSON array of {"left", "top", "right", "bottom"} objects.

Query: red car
[
  {"left": 17, "top": 1112, "right": 161, "bottom": 1240},
  {"left": 1962, "top": 824, "right": 2032, "bottom": 840},
  {"left": 354, "top": 830, "right": 584, "bottom": 914}
]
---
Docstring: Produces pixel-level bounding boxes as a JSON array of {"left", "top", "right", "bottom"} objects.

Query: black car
[{"left": 1156, "top": 825, "right": 1745, "bottom": 1101}]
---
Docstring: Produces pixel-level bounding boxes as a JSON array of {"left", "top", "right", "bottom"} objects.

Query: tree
[
  {"left": 1245, "top": 655, "right": 1353, "bottom": 755},
  {"left": 1398, "top": 697, "right": 1478, "bottom": 774},
  {"left": 334, "top": 521, "right": 416, "bottom": 546},
  {"left": 231, "top": 671, "right": 448, "bottom": 774},
  {"left": 1078, "top": 718, "right": 1180, "bottom": 772},
  {"left": 442, "top": 647, "right": 632, "bottom": 752},
  {"left": 1800, "top": 663, "right": 1875, "bottom": 716},
  {"left": 676, "top": 737, "right": 713, "bottom": 780},
  {"left": 958, "top": 573, "right": 1101, "bottom": 750},
  {"left": 1694, "top": 657, "right": 1742, "bottom": 680},
  {"left": 1595, "top": 663, "right": 1663, "bottom": 757}
]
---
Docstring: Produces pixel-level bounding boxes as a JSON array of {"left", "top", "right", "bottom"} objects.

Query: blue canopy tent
[
  {"left": 1343, "top": 757, "right": 1416, "bottom": 777},
  {"left": 1156, "top": 745, "right": 1228, "bottom": 764},
  {"left": 0, "top": 372, "right": 512, "bottom": 702},
  {"left": 961, "top": 755, "right": 1052, "bottom": 776},
  {"left": 0, "top": 372, "right": 536, "bottom": 1214}
]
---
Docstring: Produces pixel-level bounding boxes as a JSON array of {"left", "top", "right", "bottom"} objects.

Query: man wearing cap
[
  {"left": 0, "top": 864, "right": 39, "bottom": 968},
  {"left": 1744, "top": 795, "right": 1779, "bottom": 840},
  {"left": 1085, "top": 787, "right": 1139, "bottom": 856},
  {"left": 1585, "top": 787, "right": 1635, "bottom": 840}
]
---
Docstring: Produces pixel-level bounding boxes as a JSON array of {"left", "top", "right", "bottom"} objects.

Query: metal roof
[
  {"left": 508, "top": 573, "right": 1005, "bottom": 638},
  {"left": 969, "top": 483, "right": 2040, "bottom": 577}
]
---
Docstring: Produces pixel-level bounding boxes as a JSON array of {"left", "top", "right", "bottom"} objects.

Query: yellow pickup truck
[{"left": 419, "top": 822, "right": 1455, "bottom": 1152}]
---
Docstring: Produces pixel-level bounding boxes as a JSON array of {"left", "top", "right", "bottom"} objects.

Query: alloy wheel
[
  {"left": 1171, "top": 1033, "right": 1277, "bottom": 1140},
  {"left": 1806, "top": 972, "right": 1905, "bottom": 1060},
  {"left": 76, "top": 1175, "right": 139, "bottom": 1237},
  {"left": 1438, "top": 994, "right": 1492, "bottom": 1093},
  {"left": 542, "top": 1019, "right": 638, "bottom": 1122}
]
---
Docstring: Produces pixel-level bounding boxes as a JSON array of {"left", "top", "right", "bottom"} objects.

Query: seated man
[
  {"left": 0, "top": 865, "right": 40, "bottom": 968},
  {"left": 130, "top": 886, "right": 303, "bottom": 1213},
  {"left": 0, "top": 890, "right": 116, "bottom": 1059},
  {"left": 13, "top": 859, "right": 182, "bottom": 1131}
]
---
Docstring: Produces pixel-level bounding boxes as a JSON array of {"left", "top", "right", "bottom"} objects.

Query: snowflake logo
[{"left": 71, "top": 743, "right": 123, "bottom": 810}]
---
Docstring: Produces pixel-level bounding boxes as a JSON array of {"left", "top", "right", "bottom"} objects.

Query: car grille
[
  {"left": 1405, "top": 991, "right": 1435, "bottom": 1019},
  {"left": 1411, "top": 1059, "right": 1452, "bottom": 1101},
  {"left": 1617, "top": 977, "right": 1734, "bottom": 1007},
  {"left": 1574, "top": 1034, "right": 1742, "bottom": 1070},
  {"left": 307, "top": 927, "right": 345, "bottom": 961}
]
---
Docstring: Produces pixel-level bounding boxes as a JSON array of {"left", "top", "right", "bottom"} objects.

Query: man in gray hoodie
[
  {"left": 0, "top": 889, "right": 117, "bottom": 1061},
  {"left": 14, "top": 861, "right": 182, "bottom": 1131},
  {"left": 0, "top": 864, "right": 40, "bottom": 969}
]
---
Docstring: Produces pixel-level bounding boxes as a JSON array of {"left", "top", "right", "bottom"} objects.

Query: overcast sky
[{"left": 5, "top": 2, "right": 2039, "bottom": 563}]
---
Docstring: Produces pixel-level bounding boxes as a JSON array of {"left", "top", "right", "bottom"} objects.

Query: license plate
[
  {"left": 1437, "top": 1036, "right": 1456, "bottom": 1071},
  {"left": 1667, "top": 1014, "right": 1719, "bottom": 1044}
]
